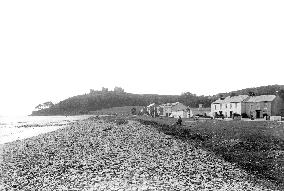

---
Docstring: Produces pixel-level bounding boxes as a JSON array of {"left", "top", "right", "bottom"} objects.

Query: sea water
[{"left": 0, "top": 115, "right": 91, "bottom": 144}]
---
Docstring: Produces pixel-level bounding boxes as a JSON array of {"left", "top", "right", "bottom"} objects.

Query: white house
[
  {"left": 211, "top": 95, "right": 249, "bottom": 118},
  {"left": 146, "top": 103, "right": 158, "bottom": 117},
  {"left": 34, "top": 102, "right": 54, "bottom": 111},
  {"left": 158, "top": 102, "right": 189, "bottom": 118}
]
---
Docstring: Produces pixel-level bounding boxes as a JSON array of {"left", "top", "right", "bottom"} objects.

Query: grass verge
[{"left": 135, "top": 115, "right": 284, "bottom": 189}]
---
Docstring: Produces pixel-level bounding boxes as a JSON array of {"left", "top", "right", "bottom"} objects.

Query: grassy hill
[
  {"left": 89, "top": 106, "right": 144, "bottom": 116},
  {"left": 31, "top": 91, "right": 179, "bottom": 116},
  {"left": 31, "top": 85, "right": 284, "bottom": 116},
  {"left": 220, "top": 84, "right": 284, "bottom": 97}
]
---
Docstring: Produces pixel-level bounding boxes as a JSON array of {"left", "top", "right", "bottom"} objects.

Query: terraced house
[
  {"left": 211, "top": 95, "right": 249, "bottom": 118},
  {"left": 244, "top": 95, "right": 284, "bottom": 119},
  {"left": 211, "top": 94, "right": 284, "bottom": 119}
]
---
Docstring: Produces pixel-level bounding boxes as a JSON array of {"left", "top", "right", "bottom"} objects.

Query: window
[
  {"left": 230, "top": 103, "right": 232, "bottom": 109},
  {"left": 235, "top": 103, "right": 237, "bottom": 108},
  {"left": 215, "top": 105, "right": 217, "bottom": 110}
]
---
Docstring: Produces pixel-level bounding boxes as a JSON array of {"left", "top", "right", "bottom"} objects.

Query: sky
[{"left": 0, "top": 1, "right": 284, "bottom": 116}]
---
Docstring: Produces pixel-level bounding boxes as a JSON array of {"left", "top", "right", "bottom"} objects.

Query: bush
[
  {"left": 241, "top": 113, "right": 249, "bottom": 118},
  {"left": 215, "top": 114, "right": 224, "bottom": 119},
  {"left": 115, "top": 118, "right": 128, "bottom": 125}
]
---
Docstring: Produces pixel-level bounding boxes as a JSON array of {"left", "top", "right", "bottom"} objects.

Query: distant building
[
  {"left": 171, "top": 102, "right": 189, "bottom": 118},
  {"left": 102, "top": 87, "right": 108, "bottom": 92},
  {"left": 146, "top": 103, "right": 158, "bottom": 117},
  {"left": 244, "top": 95, "right": 284, "bottom": 118},
  {"left": 114, "top": 87, "right": 124, "bottom": 93},
  {"left": 158, "top": 103, "right": 172, "bottom": 117},
  {"left": 211, "top": 95, "right": 249, "bottom": 118},
  {"left": 158, "top": 102, "right": 189, "bottom": 118},
  {"left": 189, "top": 104, "right": 211, "bottom": 117},
  {"left": 34, "top": 101, "right": 54, "bottom": 111},
  {"left": 90, "top": 89, "right": 95, "bottom": 94},
  {"left": 211, "top": 94, "right": 284, "bottom": 118}
]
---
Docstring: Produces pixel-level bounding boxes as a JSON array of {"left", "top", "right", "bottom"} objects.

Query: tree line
[{"left": 31, "top": 85, "right": 284, "bottom": 116}]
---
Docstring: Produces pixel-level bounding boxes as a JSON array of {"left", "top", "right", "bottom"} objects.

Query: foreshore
[{"left": 0, "top": 116, "right": 279, "bottom": 190}]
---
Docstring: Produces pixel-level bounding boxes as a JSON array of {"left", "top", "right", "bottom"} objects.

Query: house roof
[
  {"left": 147, "top": 103, "right": 156, "bottom": 107},
  {"left": 159, "top": 102, "right": 181, "bottom": 107},
  {"left": 171, "top": 102, "right": 187, "bottom": 111},
  {"left": 227, "top": 95, "right": 249, "bottom": 103},
  {"left": 244, "top": 95, "right": 276, "bottom": 103},
  {"left": 212, "top": 99, "right": 225, "bottom": 104},
  {"left": 212, "top": 95, "right": 249, "bottom": 104}
]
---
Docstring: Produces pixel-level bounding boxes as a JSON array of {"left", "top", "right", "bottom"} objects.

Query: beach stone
[{"left": 0, "top": 119, "right": 278, "bottom": 190}]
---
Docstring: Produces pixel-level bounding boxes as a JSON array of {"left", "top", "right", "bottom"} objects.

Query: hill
[
  {"left": 89, "top": 106, "right": 144, "bottom": 116},
  {"left": 31, "top": 91, "right": 179, "bottom": 116},
  {"left": 31, "top": 85, "right": 284, "bottom": 116},
  {"left": 220, "top": 84, "right": 284, "bottom": 97}
]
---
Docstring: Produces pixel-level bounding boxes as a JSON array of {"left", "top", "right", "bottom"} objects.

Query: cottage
[
  {"left": 146, "top": 103, "right": 158, "bottom": 117},
  {"left": 171, "top": 102, "right": 189, "bottom": 118},
  {"left": 244, "top": 95, "right": 284, "bottom": 119},
  {"left": 211, "top": 95, "right": 249, "bottom": 118},
  {"left": 158, "top": 103, "right": 172, "bottom": 117},
  {"left": 158, "top": 102, "right": 189, "bottom": 118},
  {"left": 189, "top": 105, "right": 211, "bottom": 117}
]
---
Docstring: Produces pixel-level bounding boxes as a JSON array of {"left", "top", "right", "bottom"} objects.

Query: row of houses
[
  {"left": 211, "top": 94, "right": 284, "bottom": 119},
  {"left": 144, "top": 94, "right": 284, "bottom": 119},
  {"left": 145, "top": 102, "right": 211, "bottom": 119}
]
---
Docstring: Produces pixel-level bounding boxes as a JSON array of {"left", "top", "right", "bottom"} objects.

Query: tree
[
  {"left": 248, "top": 91, "right": 256, "bottom": 96},
  {"left": 90, "top": 89, "right": 95, "bottom": 94},
  {"left": 218, "top": 93, "right": 225, "bottom": 100},
  {"left": 278, "top": 89, "right": 284, "bottom": 100}
]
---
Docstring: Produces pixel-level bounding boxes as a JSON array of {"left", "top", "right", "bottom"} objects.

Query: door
[{"left": 256, "top": 110, "right": 261, "bottom": 118}]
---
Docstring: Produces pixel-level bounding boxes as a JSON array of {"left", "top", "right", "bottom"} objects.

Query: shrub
[
  {"left": 115, "top": 118, "right": 128, "bottom": 125},
  {"left": 233, "top": 113, "right": 241, "bottom": 117}
]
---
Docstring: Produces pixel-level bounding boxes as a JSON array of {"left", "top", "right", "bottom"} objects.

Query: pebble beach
[{"left": 0, "top": 117, "right": 278, "bottom": 190}]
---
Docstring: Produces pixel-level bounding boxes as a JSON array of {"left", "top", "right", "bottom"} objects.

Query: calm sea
[{"left": 0, "top": 115, "right": 91, "bottom": 144}]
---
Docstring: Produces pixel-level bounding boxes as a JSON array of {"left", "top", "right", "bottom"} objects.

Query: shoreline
[
  {"left": 0, "top": 116, "right": 280, "bottom": 190},
  {"left": 0, "top": 125, "right": 66, "bottom": 145},
  {"left": 0, "top": 115, "right": 91, "bottom": 145}
]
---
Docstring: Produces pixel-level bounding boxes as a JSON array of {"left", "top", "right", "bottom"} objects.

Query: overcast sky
[{"left": 1, "top": 0, "right": 284, "bottom": 116}]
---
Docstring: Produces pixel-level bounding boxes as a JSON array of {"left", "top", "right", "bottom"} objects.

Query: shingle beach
[{"left": 0, "top": 117, "right": 277, "bottom": 190}]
